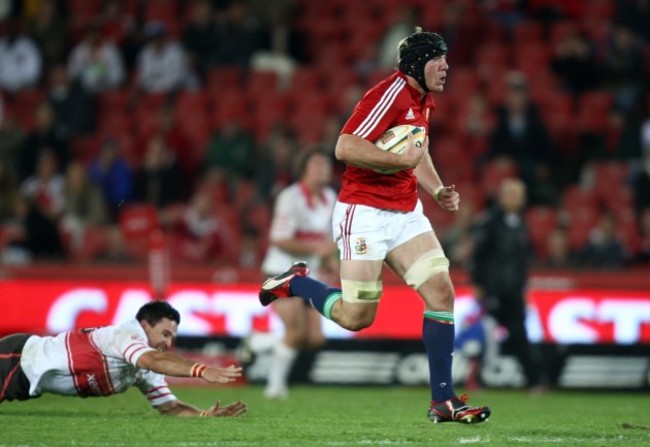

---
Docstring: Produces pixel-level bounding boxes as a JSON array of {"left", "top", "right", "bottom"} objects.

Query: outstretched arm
[
  {"left": 157, "top": 399, "right": 247, "bottom": 417},
  {"left": 136, "top": 351, "right": 243, "bottom": 383}
]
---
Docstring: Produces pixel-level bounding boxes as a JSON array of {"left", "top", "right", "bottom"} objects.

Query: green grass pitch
[{"left": 1, "top": 385, "right": 649, "bottom": 446}]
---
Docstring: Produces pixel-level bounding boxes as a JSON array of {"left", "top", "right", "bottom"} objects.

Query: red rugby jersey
[{"left": 338, "top": 71, "right": 435, "bottom": 212}]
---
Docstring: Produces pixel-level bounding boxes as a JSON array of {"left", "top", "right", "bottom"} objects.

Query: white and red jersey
[
  {"left": 20, "top": 319, "right": 176, "bottom": 407},
  {"left": 262, "top": 182, "right": 336, "bottom": 277},
  {"left": 339, "top": 70, "right": 435, "bottom": 212}
]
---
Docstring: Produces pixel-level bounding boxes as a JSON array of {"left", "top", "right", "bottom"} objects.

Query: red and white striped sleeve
[
  {"left": 137, "top": 372, "right": 177, "bottom": 407},
  {"left": 109, "top": 322, "right": 157, "bottom": 367},
  {"left": 341, "top": 76, "right": 406, "bottom": 142},
  {"left": 121, "top": 338, "right": 156, "bottom": 366}
]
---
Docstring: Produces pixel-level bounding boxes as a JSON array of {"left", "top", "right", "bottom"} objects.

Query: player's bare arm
[
  {"left": 335, "top": 133, "right": 425, "bottom": 172},
  {"left": 136, "top": 351, "right": 243, "bottom": 383},
  {"left": 157, "top": 399, "right": 247, "bottom": 417},
  {"left": 413, "top": 152, "right": 459, "bottom": 213}
]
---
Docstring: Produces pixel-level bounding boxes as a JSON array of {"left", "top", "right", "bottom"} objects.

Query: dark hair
[
  {"left": 136, "top": 300, "right": 180, "bottom": 326},
  {"left": 294, "top": 147, "right": 332, "bottom": 180}
]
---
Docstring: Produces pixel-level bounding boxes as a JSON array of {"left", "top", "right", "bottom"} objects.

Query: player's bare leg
[
  {"left": 386, "top": 231, "right": 490, "bottom": 423},
  {"left": 259, "top": 260, "right": 383, "bottom": 332},
  {"left": 327, "top": 259, "right": 383, "bottom": 331},
  {"left": 265, "top": 298, "right": 306, "bottom": 399}
]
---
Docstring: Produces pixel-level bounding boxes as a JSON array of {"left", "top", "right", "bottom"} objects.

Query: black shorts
[{"left": 0, "top": 333, "right": 33, "bottom": 403}]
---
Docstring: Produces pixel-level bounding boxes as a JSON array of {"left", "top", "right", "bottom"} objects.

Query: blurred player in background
[
  {"left": 259, "top": 148, "right": 337, "bottom": 399},
  {"left": 0, "top": 300, "right": 247, "bottom": 417},
  {"left": 469, "top": 178, "right": 546, "bottom": 391},
  {"left": 259, "top": 28, "right": 490, "bottom": 423}
]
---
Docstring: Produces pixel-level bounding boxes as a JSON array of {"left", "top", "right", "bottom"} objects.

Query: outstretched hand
[
  {"left": 436, "top": 185, "right": 460, "bottom": 213},
  {"left": 202, "top": 364, "right": 243, "bottom": 383},
  {"left": 204, "top": 400, "right": 248, "bottom": 418}
]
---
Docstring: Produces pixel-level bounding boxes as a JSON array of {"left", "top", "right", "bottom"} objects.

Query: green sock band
[
  {"left": 423, "top": 310, "right": 454, "bottom": 324},
  {"left": 322, "top": 292, "right": 342, "bottom": 320}
]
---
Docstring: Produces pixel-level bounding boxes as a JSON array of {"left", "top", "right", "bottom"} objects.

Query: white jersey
[
  {"left": 20, "top": 319, "right": 176, "bottom": 407},
  {"left": 262, "top": 182, "right": 336, "bottom": 278}
]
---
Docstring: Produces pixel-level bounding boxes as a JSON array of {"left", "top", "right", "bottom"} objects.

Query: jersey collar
[
  {"left": 397, "top": 70, "right": 435, "bottom": 109},
  {"left": 299, "top": 181, "right": 327, "bottom": 209}
]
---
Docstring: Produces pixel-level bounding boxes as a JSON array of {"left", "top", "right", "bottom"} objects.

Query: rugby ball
[{"left": 375, "top": 125, "right": 426, "bottom": 155}]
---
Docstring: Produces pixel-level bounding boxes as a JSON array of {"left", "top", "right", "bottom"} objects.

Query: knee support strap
[
  {"left": 403, "top": 249, "right": 450, "bottom": 290},
  {"left": 340, "top": 279, "right": 383, "bottom": 303}
]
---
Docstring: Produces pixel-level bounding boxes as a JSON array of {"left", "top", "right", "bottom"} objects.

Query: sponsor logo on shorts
[{"left": 354, "top": 238, "right": 367, "bottom": 255}]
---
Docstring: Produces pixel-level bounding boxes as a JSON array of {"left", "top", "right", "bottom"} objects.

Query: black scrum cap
[{"left": 397, "top": 27, "right": 447, "bottom": 92}]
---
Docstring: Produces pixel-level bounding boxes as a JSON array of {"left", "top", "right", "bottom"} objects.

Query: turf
[{"left": 1, "top": 385, "right": 649, "bottom": 447}]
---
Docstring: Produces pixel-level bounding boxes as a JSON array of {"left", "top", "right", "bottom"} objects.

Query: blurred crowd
[{"left": 0, "top": 0, "right": 648, "bottom": 270}]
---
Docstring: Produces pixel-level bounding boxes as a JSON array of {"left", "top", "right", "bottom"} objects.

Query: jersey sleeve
[
  {"left": 341, "top": 78, "right": 408, "bottom": 142},
  {"left": 269, "top": 189, "right": 299, "bottom": 242},
  {"left": 136, "top": 371, "right": 177, "bottom": 407},
  {"left": 109, "top": 325, "right": 157, "bottom": 367}
]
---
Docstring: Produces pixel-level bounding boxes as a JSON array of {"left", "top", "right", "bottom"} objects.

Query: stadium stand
[{"left": 0, "top": 0, "right": 647, "bottom": 270}]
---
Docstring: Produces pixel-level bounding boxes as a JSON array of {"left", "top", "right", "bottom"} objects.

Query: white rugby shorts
[{"left": 332, "top": 200, "right": 433, "bottom": 260}]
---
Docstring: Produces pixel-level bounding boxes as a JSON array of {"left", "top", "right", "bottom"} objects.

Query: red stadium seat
[
  {"left": 562, "top": 185, "right": 599, "bottom": 210},
  {"left": 98, "top": 88, "right": 131, "bottom": 113},
  {"left": 289, "top": 91, "right": 331, "bottom": 117},
  {"left": 583, "top": 0, "right": 616, "bottom": 20},
  {"left": 526, "top": 206, "right": 560, "bottom": 256},
  {"left": 565, "top": 205, "right": 599, "bottom": 249},
  {"left": 60, "top": 225, "right": 110, "bottom": 262},
  {"left": 513, "top": 43, "right": 551, "bottom": 80},
  {"left": 527, "top": 72, "right": 561, "bottom": 104},
  {"left": 97, "top": 109, "right": 133, "bottom": 139},
  {"left": 592, "top": 161, "right": 631, "bottom": 204},
  {"left": 480, "top": 159, "right": 519, "bottom": 200},
  {"left": 446, "top": 67, "right": 480, "bottom": 96},
  {"left": 176, "top": 90, "right": 210, "bottom": 117},
  {"left": 210, "top": 89, "right": 250, "bottom": 129},
  {"left": 290, "top": 111, "right": 328, "bottom": 145},
  {"left": 432, "top": 137, "right": 475, "bottom": 184},
  {"left": 311, "top": 42, "right": 349, "bottom": 69},
  {"left": 574, "top": 92, "right": 615, "bottom": 133},
  {"left": 118, "top": 204, "right": 160, "bottom": 260},
  {"left": 455, "top": 182, "right": 487, "bottom": 211},
  {"left": 582, "top": 20, "right": 611, "bottom": 45},
  {"left": 476, "top": 43, "right": 511, "bottom": 71},
  {"left": 144, "top": 0, "right": 179, "bottom": 23},
  {"left": 69, "top": 135, "right": 100, "bottom": 163},
  {"left": 206, "top": 66, "right": 244, "bottom": 94},
  {"left": 550, "top": 21, "right": 578, "bottom": 48},
  {"left": 290, "top": 67, "right": 324, "bottom": 91},
  {"left": 69, "top": 0, "right": 101, "bottom": 21},
  {"left": 9, "top": 87, "right": 46, "bottom": 130},
  {"left": 512, "top": 21, "right": 544, "bottom": 44},
  {"left": 176, "top": 109, "right": 211, "bottom": 166},
  {"left": 233, "top": 180, "right": 258, "bottom": 212},
  {"left": 537, "top": 92, "right": 575, "bottom": 146},
  {"left": 245, "top": 202, "right": 272, "bottom": 236},
  {"left": 246, "top": 71, "right": 280, "bottom": 96}
]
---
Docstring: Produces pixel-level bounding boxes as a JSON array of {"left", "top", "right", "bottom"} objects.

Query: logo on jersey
[
  {"left": 405, "top": 108, "right": 415, "bottom": 120},
  {"left": 354, "top": 238, "right": 367, "bottom": 255}
]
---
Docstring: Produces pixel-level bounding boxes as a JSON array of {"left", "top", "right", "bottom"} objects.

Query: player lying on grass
[{"left": 0, "top": 300, "right": 247, "bottom": 417}]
